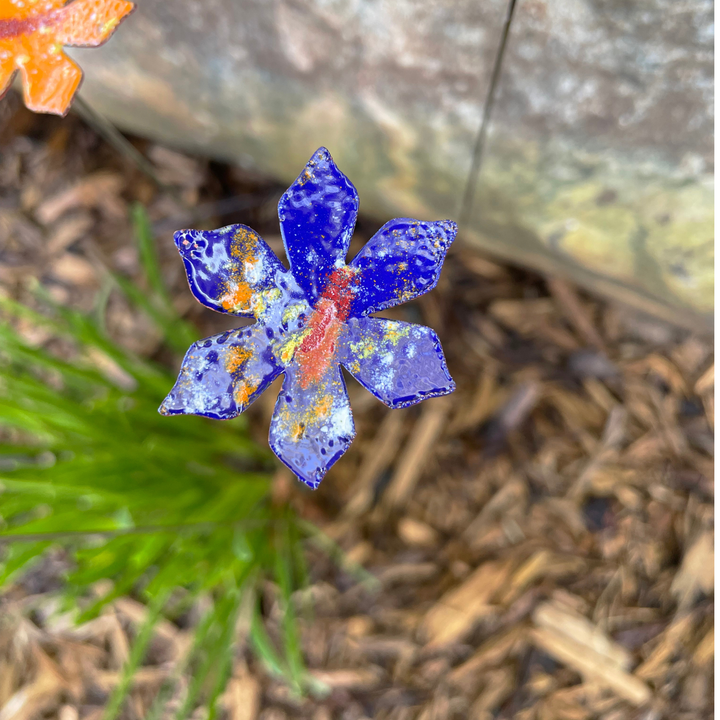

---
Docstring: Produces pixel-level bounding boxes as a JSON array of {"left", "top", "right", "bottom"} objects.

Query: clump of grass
[{"left": 0, "top": 205, "right": 312, "bottom": 712}]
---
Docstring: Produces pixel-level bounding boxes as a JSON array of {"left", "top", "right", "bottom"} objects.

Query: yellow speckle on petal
[
  {"left": 384, "top": 324, "right": 411, "bottom": 346},
  {"left": 277, "top": 328, "right": 312, "bottom": 365}
]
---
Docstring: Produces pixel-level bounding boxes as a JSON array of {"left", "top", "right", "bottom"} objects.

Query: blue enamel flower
[{"left": 160, "top": 148, "right": 456, "bottom": 488}]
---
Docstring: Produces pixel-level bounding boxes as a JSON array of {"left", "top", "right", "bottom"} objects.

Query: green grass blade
[
  {"left": 206, "top": 583, "right": 247, "bottom": 720},
  {"left": 144, "top": 594, "right": 217, "bottom": 720},
  {"left": 132, "top": 203, "right": 172, "bottom": 306},
  {"left": 249, "top": 598, "right": 287, "bottom": 681},
  {"left": 275, "top": 519, "right": 305, "bottom": 692},
  {"left": 0, "top": 202, "right": 325, "bottom": 700},
  {"left": 102, "top": 587, "right": 172, "bottom": 720}
]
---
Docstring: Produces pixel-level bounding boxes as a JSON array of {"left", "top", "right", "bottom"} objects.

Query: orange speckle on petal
[
  {"left": 220, "top": 226, "right": 270, "bottom": 314},
  {"left": 230, "top": 226, "right": 255, "bottom": 257},
  {"left": 314, "top": 394, "right": 333, "bottom": 418},
  {"left": 221, "top": 281, "right": 253, "bottom": 312},
  {"left": 225, "top": 345, "right": 252, "bottom": 374},
  {"left": 234, "top": 380, "right": 257, "bottom": 407}
]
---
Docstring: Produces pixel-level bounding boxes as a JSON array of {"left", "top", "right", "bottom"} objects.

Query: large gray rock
[
  {"left": 69, "top": 0, "right": 713, "bottom": 328},
  {"left": 467, "top": 0, "right": 713, "bottom": 328}
]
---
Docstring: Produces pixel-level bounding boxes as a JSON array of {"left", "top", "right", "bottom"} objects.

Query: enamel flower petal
[
  {"left": 162, "top": 147, "right": 457, "bottom": 489},
  {"left": 0, "top": 0, "right": 134, "bottom": 116},
  {"left": 174, "top": 225, "right": 289, "bottom": 317},
  {"left": 269, "top": 363, "right": 355, "bottom": 488},
  {"left": 349, "top": 218, "right": 456, "bottom": 316},
  {"left": 279, "top": 147, "right": 359, "bottom": 304},
  {"left": 338, "top": 317, "right": 454, "bottom": 409},
  {"left": 160, "top": 326, "right": 282, "bottom": 420}
]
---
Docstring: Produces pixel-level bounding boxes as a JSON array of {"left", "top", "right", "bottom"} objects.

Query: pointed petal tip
[
  {"left": 435, "top": 220, "right": 458, "bottom": 246},
  {"left": 172, "top": 229, "right": 193, "bottom": 254},
  {"left": 439, "top": 379, "right": 457, "bottom": 400},
  {"left": 299, "top": 474, "right": 321, "bottom": 491},
  {"left": 438, "top": 219, "right": 458, "bottom": 237},
  {"left": 306, "top": 147, "right": 349, "bottom": 180},
  {"left": 269, "top": 423, "right": 356, "bottom": 490},
  {"left": 270, "top": 446, "right": 324, "bottom": 490},
  {"left": 158, "top": 397, "right": 179, "bottom": 416},
  {"left": 310, "top": 146, "right": 332, "bottom": 163}
]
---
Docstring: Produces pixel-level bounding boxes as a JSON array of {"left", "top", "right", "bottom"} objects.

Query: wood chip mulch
[{"left": 0, "top": 92, "right": 714, "bottom": 720}]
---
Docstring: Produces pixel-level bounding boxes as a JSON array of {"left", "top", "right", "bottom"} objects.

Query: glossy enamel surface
[{"left": 162, "top": 147, "right": 456, "bottom": 487}]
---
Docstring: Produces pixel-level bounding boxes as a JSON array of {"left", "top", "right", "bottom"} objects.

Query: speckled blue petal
[
  {"left": 338, "top": 317, "right": 454, "bottom": 408},
  {"left": 269, "top": 362, "right": 355, "bottom": 489},
  {"left": 349, "top": 218, "right": 457, "bottom": 316},
  {"left": 174, "top": 224, "right": 286, "bottom": 317},
  {"left": 278, "top": 147, "right": 359, "bottom": 305},
  {"left": 163, "top": 149, "right": 457, "bottom": 489},
  {"left": 160, "top": 325, "right": 281, "bottom": 420}
]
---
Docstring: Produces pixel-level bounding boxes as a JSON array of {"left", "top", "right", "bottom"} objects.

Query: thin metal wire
[{"left": 459, "top": 0, "right": 519, "bottom": 230}]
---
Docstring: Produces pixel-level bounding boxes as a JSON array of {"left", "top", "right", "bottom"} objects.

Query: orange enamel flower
[{"left": 0, "top": 0, "right": 134, "bottom": 115}]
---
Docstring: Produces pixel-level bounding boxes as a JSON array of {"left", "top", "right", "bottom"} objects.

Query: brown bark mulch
[{"left": 0, "top": 91, "right": 714, "bottom": 720}]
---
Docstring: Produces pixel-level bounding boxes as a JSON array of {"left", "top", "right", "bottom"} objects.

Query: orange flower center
[{"left": 295, "top": 268, "right": 357, "bottom": 388}]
